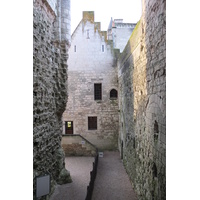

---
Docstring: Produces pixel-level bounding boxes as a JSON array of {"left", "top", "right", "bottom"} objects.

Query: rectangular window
[
  {"left": 102, "top": 45, "right": 104, "bottom": 52},
  {"left": 74, "top": 45, "right": 76, "bottom": 52},
  {"left": 94, "top": 83, "right": 102, "bottom": 100},
  {"left": 88, "top": 117, "right": 97, "bottom": 130},
  {"left": 65, "top": 121, "right": 73, "bottom": 134},
  {"left": 87, "top": 29, "right": 90, "bottom": 39}
]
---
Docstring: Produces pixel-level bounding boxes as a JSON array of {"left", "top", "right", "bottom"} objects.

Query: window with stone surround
[
  {"left": 110, "top": 89, "right": 118, "bottom": 99},
  {"left": 94, "top": 83, "right": 102, "bottom": 100},
  {"left": 88, "top": 117, "right": 97, "bottom": 130}
]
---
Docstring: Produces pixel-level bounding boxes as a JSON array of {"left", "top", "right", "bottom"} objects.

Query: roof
[{"left": 107, "top": 17, "right": 113, "bottom": 30}]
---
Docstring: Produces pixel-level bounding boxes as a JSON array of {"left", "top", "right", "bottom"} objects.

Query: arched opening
[{"left": 110, "top": 89, "right": 118, "bottom": 99}]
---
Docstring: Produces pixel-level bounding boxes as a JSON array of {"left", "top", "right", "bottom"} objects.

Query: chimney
[{"left": 83, "top": 11, "right": 94, "bottom": 23}]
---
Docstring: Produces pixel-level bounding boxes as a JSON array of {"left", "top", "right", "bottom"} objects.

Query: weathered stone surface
[
  {"left": 61, "top": 135, "right": 97, "bottom": 156},
  {"left": 57, "top": 168, "right": 72, "bottom": 185},
  {"left": 33, "top": 0, "right": 71, "bottom": 199},
  {"left": 118, "top": 0, "right": 166, "bottom": 199}
]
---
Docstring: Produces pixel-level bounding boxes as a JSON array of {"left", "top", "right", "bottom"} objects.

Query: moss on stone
[{"left": 130, "top": 20, "right": 141, "bottom": 40}]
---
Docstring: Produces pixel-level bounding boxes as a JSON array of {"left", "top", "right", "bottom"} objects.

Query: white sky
[{"left": 71, "top": 0, "right": 142, "bottom": 34}]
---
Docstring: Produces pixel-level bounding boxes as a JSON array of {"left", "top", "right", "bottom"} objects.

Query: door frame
[{"left": 65, "top": 121, "right": 73, "bottom": 134}]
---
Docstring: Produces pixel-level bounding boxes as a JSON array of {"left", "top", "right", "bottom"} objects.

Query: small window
[
  {"left": 94, "top": 83, "right": 102, "bottom": 100},
  {"left": 102, "top": 45, "right": 104, "bottom": 52},
  {"left": 74, "top": 45, "right": 76, "bottom": 52},
  {"left": 110, "top": 89, "right": 118, "bottom": 99},
  {"left": 88, "top": 117, "right": 97, "bottom": 130},
  {"left": 154, "top": 120, "right": 159, "bottom": 142},
  {"left": 87, "top": 29, "right": 90, "bottom": 39}
]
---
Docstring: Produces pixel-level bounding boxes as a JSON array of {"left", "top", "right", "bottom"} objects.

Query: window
[
  {"left": 87, "top": 29, "right": 90, "bottom": 39},
  {"left": 88, "top": 117, "right": 97, "bottom": 130},
  {"left": 94, "top": 83, "right": 102, "bottom": 100},
  {"left": 102, "top": 45, "right": 104, "bottom": 52},
  {"left": 74, "top": 45, "right": 76, "bottom": 52},
  {"left": 154, "top": 120, "right": 159, "bottom": 142},
  {"left": 110, "top": 89, "right": 118, "bottom": 99}
]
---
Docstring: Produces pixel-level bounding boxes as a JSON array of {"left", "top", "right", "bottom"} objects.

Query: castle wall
[
  {"left": 112, "top": 24, "right": 136, "bottom": 52},
  {"left": 62, "top": 12, "right": 120, "bottom": 151},
  {"left": 33, "top": 0, "right": 71, "bottom": 199},
  {"left": 118, "top": 0, "right": 166, "bottom": 199}
]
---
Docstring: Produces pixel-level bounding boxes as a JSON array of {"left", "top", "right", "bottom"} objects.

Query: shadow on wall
[
  {"left": 143, "top": 0, "right": 166, "bottom": 199},
  {"left": 118, "top": 0, "right": 166, "bottom": 199}
]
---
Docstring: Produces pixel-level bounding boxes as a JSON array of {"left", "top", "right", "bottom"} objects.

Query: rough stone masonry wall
[
  {"left": 33, "top": 0, "right": 71, "bottom": 199},
  {"left": 118, "top": 0, "right": 166, "bottom": 199},
  {"left": 61, "top": 135, "right": 97, "bottom": 156}
]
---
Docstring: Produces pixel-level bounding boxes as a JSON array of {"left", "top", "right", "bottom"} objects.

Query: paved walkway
[
  {"left": 49, "top": 157, "right": 94, "bottom": 200},
  {"left": 92, "top": 151, "right": 138, "bottom": 200},
  {"left": 50, "top": 151, "right": 137, "bottom": 200}
]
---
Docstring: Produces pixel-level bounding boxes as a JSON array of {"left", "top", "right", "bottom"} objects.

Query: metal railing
[
  {"left": 85, "top": 153, "right": 99, "bottom": 200},
  {"left": 62, "top": 134, "right": 99, "bottom": 200}
]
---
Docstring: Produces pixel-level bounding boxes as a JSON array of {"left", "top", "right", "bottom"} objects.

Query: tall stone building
[
  {"left": 33, "top": 0, "right": 71, "bottom": 199},
  {"left": 62, "top": 11, "right": 123, "bottom": 150}
]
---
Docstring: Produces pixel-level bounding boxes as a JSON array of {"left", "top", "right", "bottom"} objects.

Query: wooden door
[{"left": 65, "top": 121, "right": 73, "bottom": 134}]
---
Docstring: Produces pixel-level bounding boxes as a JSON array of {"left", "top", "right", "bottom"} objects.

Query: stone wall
[
  {"left": 112, "top": 27, "right": 136, "bottom": 52},
  {"left": 62, "top": 12, "right": 120, "bottom": 151},
  {"left": 61, "top": 135, "right": 97, "bottom": 156},
  {"left": 118, "top": 0, "right": 166, "bottom": 199},
  {"left": 33, "top": 0, "right": 71, "bottom": 199},
  {"left": 107, "top": 18, "right": 136, "bottom": 53}
]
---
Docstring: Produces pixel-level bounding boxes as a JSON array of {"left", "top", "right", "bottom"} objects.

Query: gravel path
[
  {"left": 92, "top": 151, "right": 138, "bottom": 200},
  {"left": 49, "top": 157, "right": 94, "bottom": 200}
]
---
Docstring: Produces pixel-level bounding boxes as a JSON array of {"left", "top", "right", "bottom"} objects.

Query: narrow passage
[{"left": 92, "top": 151, "right": 138, "bottom": 200}]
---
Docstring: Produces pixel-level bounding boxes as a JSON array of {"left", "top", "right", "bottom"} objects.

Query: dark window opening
[
  {"left": 87, "top": 29, "right": 90, "bottom": 39},
  {"left": 74, "top": 45, "right": 76, "bottom": 52},
  {"left": 154, "top": 120, "right": 159, "bottom": 142},
  {"left": 110, "top": 89, "right": 118, "bottom": 99},
  {"left": 88, "top": 117, "right": 97, "bottom": 130},
  {"left": 94, "top": 83, "right": 102, "bottom": 100},
  {"left": 133, "top": 137, "right": 135, "bottom": 149},
  {"left": 152, "top": 162, "right": 157, "bottom": 178},
  {"left": 102, "top": 45, "right": 104, "bottom": 52},
  {"left": 154, "top": 120, "right": 159, "bottom": 133}
]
